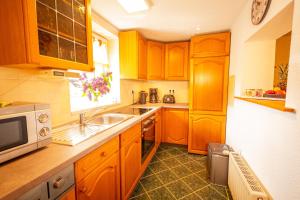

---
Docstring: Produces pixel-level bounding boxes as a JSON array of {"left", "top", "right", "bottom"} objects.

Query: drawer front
[
  {"left": 120, "top": 123, "right": 141, "bottom": 147},
  {"left": 48, "top": 165, "right": 75, "bottom": 200},
  {"left": 75, "top": 137, "right": 119, "bottom": 182}
]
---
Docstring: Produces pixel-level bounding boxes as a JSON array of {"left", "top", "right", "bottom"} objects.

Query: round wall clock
[{"left": 251, "top": 0, "right": 271, "bottom": 25}]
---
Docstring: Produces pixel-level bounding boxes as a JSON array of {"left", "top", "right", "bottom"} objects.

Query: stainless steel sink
[
  {"left": 87, "top": 113, "right": 132, "bottom": 126},
  {"left": 52, "top": 113, "right": 133, "bottom": 146}
]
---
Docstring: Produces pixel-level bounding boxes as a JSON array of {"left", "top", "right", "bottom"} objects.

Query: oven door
[
  {"left": 141, "top": 117, "right": 156, "bottom": 162},
  {"left": 0, "top": 112, "right": 37, "bottom": 156}
]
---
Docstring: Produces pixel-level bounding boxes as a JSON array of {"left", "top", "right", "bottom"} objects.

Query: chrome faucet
[{"left": 79, "top": 113, "right": 86, "bottom": 126}]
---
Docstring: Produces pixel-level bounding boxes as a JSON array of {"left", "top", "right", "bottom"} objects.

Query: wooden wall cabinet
[
  {"left": 190, "top": 32, "right": 230, "bottom": 58},
  {"left": 165, "top": 42, "right": 189, "bottom": 80},
  {"left": 147, "top": 41, "right": 165, "bottom": 80},
  {"left": 0, "top": 0, "right": 93, "bottom": 71},
  {"left": 188, "top": 114, "right": 226, "bottom": 154},
  {"left": 120, "top": 124, "right": 141, "bottom": 200},
  {"left": 162, "top": 108, "right": 189, "bottom": 145},
  {"left": 75, "top": 137, "right": 120, "bottom": 200},
  {"left": 119, "top": 31, "right": 147, "bottom": 79},
  {"left": 189, "top": 56, "right": 229, "bottom": 115}
]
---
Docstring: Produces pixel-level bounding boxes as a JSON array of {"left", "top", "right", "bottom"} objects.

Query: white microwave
[{"left": 0, "top": 102, "right": 51, "bottom": 164}]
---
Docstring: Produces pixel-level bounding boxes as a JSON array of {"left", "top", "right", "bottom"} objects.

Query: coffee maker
[
  {"left": 149, "top": 88, "right": 159, "bottom": 103},
  {"left": 138, "top": 91, "right": 148, "bottom": 104}
]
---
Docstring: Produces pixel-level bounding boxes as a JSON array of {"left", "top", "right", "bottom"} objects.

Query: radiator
[{"left": 228, "top": 152, "right": 269, "bottom": 200}]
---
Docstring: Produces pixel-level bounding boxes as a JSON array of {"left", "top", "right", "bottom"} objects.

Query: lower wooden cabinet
[
  {"left": 75, "top": 137, "right": 120, "bottom": 200},
  {"left": 155, "top": 109, "right": 162, "bottom": 147},
  {"left": 188, "top": 114, "right": 226, "bottom": 154},
  {"left": 162, "top": 108, "right": 189, "bottom": 145},
  {"left": 60, "top": 187, "right": 76, "bottom": 200},
  {"left": 76, "top": 151, "right": 120, "bottom": 200},
  {"left": 120, "top": 123, "right": 141, "bottom": 200},
  {"left": 121, "top": 134, "right": 141, "bottom": 199}
]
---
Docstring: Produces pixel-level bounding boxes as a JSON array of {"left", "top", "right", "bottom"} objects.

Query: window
[{"left": 69, "top": 33, "right": 120, "bottom": 112}]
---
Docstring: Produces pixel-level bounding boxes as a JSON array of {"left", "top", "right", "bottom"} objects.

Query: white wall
[
  {"left": 227, "top": 0, "right": 300, "bottom": 199},
  {"left": 240, "top": 40, "right": 276, "bottom": 90}
]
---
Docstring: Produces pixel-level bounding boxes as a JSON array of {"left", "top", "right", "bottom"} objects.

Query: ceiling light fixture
[{"left": 117, "top": 0, "right": 151, "bottom": 13}]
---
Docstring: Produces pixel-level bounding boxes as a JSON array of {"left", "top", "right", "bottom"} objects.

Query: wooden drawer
[
  {"left": 75, "top": 137, "right": 119, "bottom": 183},
  {"left": 120, "top": 123, "right": 141, "bottom": 147}
]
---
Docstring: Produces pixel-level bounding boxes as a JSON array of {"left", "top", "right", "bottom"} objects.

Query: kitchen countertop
[
  {"left": 0, "top": 103, "right": 188, "bottom": 200},
  {"left": 133, "top": 102, "right": 189, "bottom": 109}
]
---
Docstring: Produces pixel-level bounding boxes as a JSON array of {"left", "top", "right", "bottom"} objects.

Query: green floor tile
[
  {"left": 171, "top": 165, "right": 193, "bottom": 178},
  {"left": 148, "top": 186, "right": 176, "bottom": 200},
  {"left": 156, "top": 169, "right": 178, "bottom": 184},
  {"left": 166, "top": 180, "right": 193, "bottom": 199},
  {"left": 140, "top": 174, "right": 163, "bottom": 192},
  {"left": 182, "top": 174, "right": 208, "bottom": 191},
  {"left": 130, "top": 182, "right": 145, "bottom": 197}
]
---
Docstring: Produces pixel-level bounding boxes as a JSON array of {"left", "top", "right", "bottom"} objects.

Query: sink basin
[
  {"left": 87, "top": 113, "right": 132, "bottom": 126},
  {"left": 52, "top": 113, "right": 133, "bottom": 146}
]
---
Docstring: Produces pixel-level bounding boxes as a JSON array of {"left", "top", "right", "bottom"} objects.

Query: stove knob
[
  {"left": 38, "top": 114, "right": 49, "bottom": 123},
  {"left": 39, "top": 127, "right": 50, "bottom": 137}
]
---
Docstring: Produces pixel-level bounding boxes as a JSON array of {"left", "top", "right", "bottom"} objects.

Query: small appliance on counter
[
  {"left": 0, "top": 102, "right": 51, "bottom": 164},
  {"left": 138, "top": 91, "right": 148, "bottom": 104},
  {"left": 163, "top": 90, "right": 176, "bottom": 104},
  {"left": 149, "top": 88, "right": 159, "bottom": 103}
]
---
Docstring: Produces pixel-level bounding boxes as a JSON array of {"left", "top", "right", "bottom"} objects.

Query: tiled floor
[{"left": 130, "top": 143, "right": 233, "bottom": 200}]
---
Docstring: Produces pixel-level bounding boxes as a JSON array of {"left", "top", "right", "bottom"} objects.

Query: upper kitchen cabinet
[
  {"left": 147, "top": 41, "right": 165, "bottom": 80},
  {"left": 0, "top": 0, "right": 93, "bottom": 71},
  {"left": 165, "top": 42, "right": 189, "bottom": 80},
  {"left": 190, "top": 56, "right": 229, "bottom": 115},
  {"left": 119, "top": 30, "right": 147, "bottom": 80},
  {"left": 190, "top": 32, "right": 230, "bottom": 58}
]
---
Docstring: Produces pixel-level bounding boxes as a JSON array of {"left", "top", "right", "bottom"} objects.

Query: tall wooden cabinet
[
  {"left": 190, "top": 32, "right": 230, "bottom": 58},
  {"left": 0, "top": 0, "right": 93, "bottom": 71},
  {"left": 189, "top": 56, "right": 229, "bottom": 115},
  {"left": 119, "top": 31, "right": 147, "bottom": 79},
  {"left": 188, "top": 32, "right": 230, "bottom": 154},
  {"left": 163, "top": 108, "right": 189, "bottom": 145},
  {"left": 165, "top": 42, "right": 189, "bottom": 80},
  {"left": 147, "top": 41, "right": 165, "bottom": 80},
  {"left": 189, "top": 114, "right": 226, "bottom": 154}
]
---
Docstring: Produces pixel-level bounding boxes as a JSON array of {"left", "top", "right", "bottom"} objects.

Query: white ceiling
[{"left": 92, "top": 0, "right": 248, "bottom": 42}]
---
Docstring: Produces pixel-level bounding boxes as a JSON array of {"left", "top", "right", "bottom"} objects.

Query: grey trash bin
[{"left": 207, "top": 143, "right": 233, "bottom": 186}]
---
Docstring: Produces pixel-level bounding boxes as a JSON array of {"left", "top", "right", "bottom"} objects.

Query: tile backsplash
[{"left": 0, "top": 67, "right": 189, "bottom": 126}]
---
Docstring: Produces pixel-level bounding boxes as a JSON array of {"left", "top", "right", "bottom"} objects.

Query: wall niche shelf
[{"left": 235, "top": 96, "right": 296, "bottom": 113}]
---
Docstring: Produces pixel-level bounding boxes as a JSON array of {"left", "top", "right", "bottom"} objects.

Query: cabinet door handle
[
  {"left": 53, "top": 177, "right": 65, "bottom": 189},
  {"left": 100, "top": 152, "right": 107, "bottom": 157},
  {"left": 80, "top": 186, "right": 87, "bottom": 193}
]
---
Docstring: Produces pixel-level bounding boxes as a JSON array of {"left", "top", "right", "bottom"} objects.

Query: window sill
[{"left": 234, "top": 96, "right": 296, "bottom": 113}]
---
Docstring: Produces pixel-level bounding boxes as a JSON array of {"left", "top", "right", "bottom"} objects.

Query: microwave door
[{"left": 0, "top": 112, "right": 37, "bottom": 154}]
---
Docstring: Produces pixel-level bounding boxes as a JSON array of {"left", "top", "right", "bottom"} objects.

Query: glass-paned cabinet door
[{"left": 36, "top": 0, "right": 88, "bottom": 64}]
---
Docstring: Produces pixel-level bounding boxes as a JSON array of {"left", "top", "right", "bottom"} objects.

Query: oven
[
  {"left": 141, "top": 114, "right": 156, "bottom": 162},
  {"left": 0, "top": 103, "right": 51, "bottom": 164}
]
